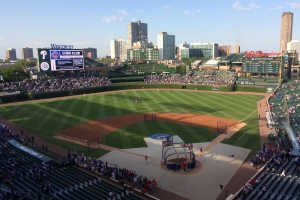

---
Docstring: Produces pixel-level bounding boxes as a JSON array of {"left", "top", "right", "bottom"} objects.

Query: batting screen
[{"left": 87, "top": 138, "right": 100, "bottom": 152}]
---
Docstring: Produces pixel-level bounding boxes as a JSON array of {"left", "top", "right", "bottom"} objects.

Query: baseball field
[{"left": 0, "top": 89, "right": 263, "bottom": 160}]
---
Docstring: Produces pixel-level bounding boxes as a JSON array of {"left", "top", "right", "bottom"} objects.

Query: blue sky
[{"left": 0, "top": 0, "right": 299, "bottom": 59}]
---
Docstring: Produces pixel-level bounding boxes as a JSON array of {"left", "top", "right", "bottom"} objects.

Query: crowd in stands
[
  {"left": 67, "top": 151, "right": 158, "bottom": 196},
  {"left": 144, "top": 70, "right": 236, "bottom": 86},
  {"left": 0, "top": 72, "right": 112, "bottom": 93},
  {"left": 0, "top": 121, "right": 149, "bottom": 200},
  {"left": 241, "top": 144, "right": 293, "bottom": 197},
  {"left": 0, "top": 123, "right": 60, "bottom": 199},
  {"left": 269, "top": 80, "right": 300, "bottom": 145}
]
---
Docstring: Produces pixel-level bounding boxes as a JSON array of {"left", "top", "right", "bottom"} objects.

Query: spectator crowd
[
  {"left": 0, "top": 72, "right": 112, "bottom": 93},
  {"left": 67, "top": 152, "right": 158, "bottom": 196},
  {"left": 144, "top": 70, "right": 236, "bottom": 86}
]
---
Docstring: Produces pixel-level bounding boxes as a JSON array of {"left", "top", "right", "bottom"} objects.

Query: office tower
[
  {"left": 6, "top": 48, "right": 17, "bottom": 60},
  {"left": 110, "top": 39, "right": 128, "bottom": 59},
  {"left": 218, "top": 45, "right": 232, "bottom": 57},
  {"left": 280, "top": 12, "right": 293, "bottom": 51},
  {"left": 235, "top": 45, "right": 240, "bottom": 53},
  {"left": 20, "top": 47, "right": 34, "bottom": 59},
  {"left": 127, "top": 20, "right": 148, "bottom": 47},
  {"left": 157, "top": 32, "right": 175, "bottom": 60},
  {"left": 83, "top": 48, "right": 97, "bottom": 59}
]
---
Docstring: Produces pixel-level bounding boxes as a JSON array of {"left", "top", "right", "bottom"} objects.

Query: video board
[
  {"left": 37, "top": 49, "right": 84, "bottom": 72},
  {"left": 242, "top": 57, "right": 281, "bottom": 74},
  {"left": 50, "top": 50, "right": 84, "bottom": 71}
]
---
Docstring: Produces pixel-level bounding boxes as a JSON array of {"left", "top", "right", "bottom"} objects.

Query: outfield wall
[{"left": 0, "top": 84, "right": 266, "bottom": 103}]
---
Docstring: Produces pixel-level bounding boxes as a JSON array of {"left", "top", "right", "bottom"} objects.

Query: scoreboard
[
  {"left": 242, "top": 57, "right": 281, "bottom": 74},
  {"left": 38, "top": 49, "right": 84, "bottom": 72}
]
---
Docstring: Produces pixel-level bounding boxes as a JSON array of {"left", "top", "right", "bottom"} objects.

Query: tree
[{"left": 1, "top": 60, "right": 35, "bottom": 81}]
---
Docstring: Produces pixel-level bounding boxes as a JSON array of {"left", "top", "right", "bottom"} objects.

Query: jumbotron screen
[
  {"left": 50, "top": 50, "right": 84, "bottom": 71},
  {"left": 242, "top": 57, "right": 281, "bottom": 74}
]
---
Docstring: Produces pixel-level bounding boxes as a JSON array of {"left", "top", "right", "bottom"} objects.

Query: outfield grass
[{"left": 0, "top": 90, "right": 262, "bottom": 158}]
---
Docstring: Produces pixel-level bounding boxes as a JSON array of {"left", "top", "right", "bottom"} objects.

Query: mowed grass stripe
[
  {"left": 8, "top": 101, "right": 43, "bottom": 120},
  {"left": 194, "top": 93, "right": 248, "bottom": 119},
  {"left": 112, "top": 93, "right": 122, "bottom": 116},
  {"left": 31, "top": 100, "right": 66, "bottom": 131},
  {"left": 98, "top": 93, "right": 106, "bottom": 118},
  {"left": 141, "top": 90, "right": 171, "bottom": 113},
  {"left": 9, "top": 103, "right": 45, "bottom": 125},
  {"left": 186, "top": 92, "right": 245, "bottom": 119},
  {"left": 52, "top": 99, "right": 80, "bottom": 133},
  {"left": 132, "top": 91, "right": 154, "bottom": 113},
  {"left": 107, "top": 94, "right": 122, "bottom": 116},
  {"left": 154, "top": 91, "right": 188, "bottom": 113},
  {"left": 122, "top": 93, "right": 153, "bottom": 137}
]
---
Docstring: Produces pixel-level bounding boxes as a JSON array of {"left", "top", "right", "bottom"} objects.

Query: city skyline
[{"left": 0, "top": 0, "right": 299, "bottom": 59}]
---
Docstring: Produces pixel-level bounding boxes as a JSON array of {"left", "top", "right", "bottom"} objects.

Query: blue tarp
[{"left": 8, "top": 139, "right": 52, "bottom": 162}]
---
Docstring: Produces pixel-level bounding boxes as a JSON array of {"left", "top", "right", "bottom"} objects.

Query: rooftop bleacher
[
  {"left": 224, "top": 54, "right": 238, "bottom": 62},
  {"left": 232, "top": 53, "right": 245, "bottom": 63}
]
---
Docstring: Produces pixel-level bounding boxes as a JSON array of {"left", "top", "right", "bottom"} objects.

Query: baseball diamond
[{"left": 0, "top": 89, "right": 265, "bottom": 200}]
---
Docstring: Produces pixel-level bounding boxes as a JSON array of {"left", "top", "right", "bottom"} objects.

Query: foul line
[
  {"left": 238, "top": 108, "right": 258, "bottom": 124},
  {"left": 238, "top": 133, "right": 247, "bottom": 140}
]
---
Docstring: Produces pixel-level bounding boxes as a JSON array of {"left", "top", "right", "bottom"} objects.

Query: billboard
[{"left": 38, "top": 49, "right": 84, "bottom": 71}]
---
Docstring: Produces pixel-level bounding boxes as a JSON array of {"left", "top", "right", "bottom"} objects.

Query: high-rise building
[
  {"left": 127, "top": 20, "right": 148, "bottom": 47},
  {"left": 235, "top": 45, "right": 240, "bottom": 53},
  {"left": 157, "top": 32, "right": 175, "bottom": 60},
  {"left": 218, "top": 45, "right": 231, "bottom": 57},
  {"left": 110, "top": 39, "right": 128, "bottom": 60},
  {"left": 287, "top": 40, "right": 300, "bottom": 65},
  {"left": 280, "top": 12, "right": 293, "bottom": 51},
  {"left": 83, "top": 48, "right": 97, "bottom": 59},
  {"left": 6, "top": 48, "right": 17, "bottom": 60},
  {"left": 179, "top": 42, "right": 218, "bottom": 59},
  {"left": 20, "top": 47, "right": 33, "bottom": 59},
  {"left": 190, "top": 43, "right": 218, "bottom": 58}
]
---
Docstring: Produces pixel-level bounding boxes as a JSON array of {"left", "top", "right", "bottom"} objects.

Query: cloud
[
  {"left": 102, "top": 16, "right": 124, "bottom": 23},
  {"left": 183, "top": 10, "right": 195, "bottom": 15},
  {"left": 196, "top": 9, "right": 201, "bottom": 13},
  {"left": 232, "top": 1, "right": 260, "bottom": 10},
  {"left": 118, "top": 10, "right": 128, "bottom": 16},
  {"left": 285, "top": 2, "right": 300, "bottom": 8},
  {"left": 135, "top": 9, "right": 142, "bottom": 13},
  {"left": 162, "top": 4, "right": 170, "bottom": 9},
  {"left": 270, "top": 6, "right": 284, "bottom": 10}
]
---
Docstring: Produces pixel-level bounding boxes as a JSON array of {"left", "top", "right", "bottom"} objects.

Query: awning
[{"left": 8, "top": 139, "right": 52, "bottom": 162}]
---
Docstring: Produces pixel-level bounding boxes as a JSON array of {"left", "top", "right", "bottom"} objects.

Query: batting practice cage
[{"left": 216, "top": 121, "right": 228, "bottom": 134}]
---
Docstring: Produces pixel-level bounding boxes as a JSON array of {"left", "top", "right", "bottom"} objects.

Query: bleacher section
[
  {"left": 224, "top": 54, "right": 238, "bottom": 62},
  {"left": 268, "top": 80, "right": 300, "bottom": 153},
  {"left": 0, "top": 125, "right": 146, "bottom": 200},
  {"left": 144, "top": 70, "right": 236, "bottom": 85},
  {"left": 238, "top": 150, "right": 300, "bottom": 200},
  {"left": 108, "top": 64, "right": 174, "bottom": 75},
  {"left": 84, "top": 57, "right": 105, "bottom": 67}
]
